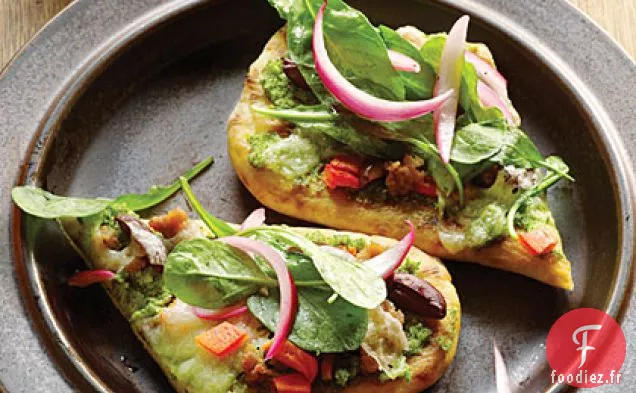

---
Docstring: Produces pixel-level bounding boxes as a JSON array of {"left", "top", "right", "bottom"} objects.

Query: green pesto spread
[
  {"left": 111, "top": 269, "right": 173, "bottom": 321},
  {"left": 379, "top": 356, "right": 412, "bottom": 383},
  {"left": 303, "top": 230, "right": 367, "bottom": 251},
  {"left": 440, "top": 172, "right": 555, "bottom": 251},
  {"left": 435, "top": 307, "right": 459, "bottom": 352},
  {"left": 334, "top": 356, "right": 361, "bottom": 387},
  {"left": 261, "top": 59, "right": 315, "bottom": 108},
  {"left": 397, "top": 258, "right": 421, "bottom": 275},
  {"left": 515, "top": 195, "right": 554, "bottom": 231},
  {"left": 405, "top": 322, "right": 433, "bottom": 356},
  {"left": 462, "top": 200, "right": 507, "bottom": 247}
]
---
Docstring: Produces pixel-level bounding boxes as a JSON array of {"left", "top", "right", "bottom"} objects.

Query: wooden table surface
[{"left": 1, "top": 0, "right": 635, "bottom": 70}]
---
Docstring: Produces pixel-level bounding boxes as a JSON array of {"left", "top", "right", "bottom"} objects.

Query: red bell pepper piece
[
  {"left": 264, "top": 340, "right": 318, "bottom": 382},
  {"left": 328, "top": 155, "right": 363, "bottom": 176},
  {"left": 322, "top": 164, "right": 361, "bottom": 190},
  {"left": 414, "top": 176, "right": 438, "bottom": 197},
  {"left": 272, "top": 373, "right": 312, "bottom": 393},
  {"left": 195, "top": 322, "right": 248, "bottom": 357},
  {"left": 320, "top": 354, "right": 335, "bottom": 381},
  {"left": 518, "top": 228, "right": 558, "bottom": 256},
  {"left": 322, "top": 156, "right": 364, "bottom": 190}
]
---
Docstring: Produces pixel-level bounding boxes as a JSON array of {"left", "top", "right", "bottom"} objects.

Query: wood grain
[
  {"left": 0, "top": 0, "right": 634, "bottom": 70},
  {"left": 570, "top": 0, "right": 636, "bottom": 58},
  {"left": 0, "top": 0, "right": 73, "bottom": 70}
]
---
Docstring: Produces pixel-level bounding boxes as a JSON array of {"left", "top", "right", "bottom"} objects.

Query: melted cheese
[{"left": 361, "top": 303, "right": 408, "bottom": 377}]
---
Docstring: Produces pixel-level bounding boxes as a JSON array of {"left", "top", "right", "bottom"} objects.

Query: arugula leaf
[
  {"left": 241, "top": 227, "right": 386, "bottom": 309},
  {"left": 286, "top": 0, "right": 404, "bottom": 105},
  {"left": 506, "top": 156, "right": 570, "bottom": 238},
  {"left": 12, "top": 157, "right": 214, "bottom": 219},
  {"left": 407, "top": 138, "right": 464, "bottom": 203},
  {"left": 251, "top": 105, "right": 401, "bottom": 159},
  {"left": 244, "top": 229, "right": 325, "bottom": 283},
  {"left": 450, "top": 123, "right": 506, "bottom": 164},
  {"left": 163, "top": 238, "right": 274, "bottom": 308},
  {"left": 247, "top": 288, "right": 368, "bottom": 352},
  {"left": 114, "top": 157, "right": 213, "bottom": 210},
  {"left": 11, "top": 186, "right": 112, "bottom": 219},
  {"left": 378, "top": 25, "right": 435, "bottom": 99},
  {"left": 311, "top": 0, "right": 404, "bottom": 100},
  {"left": 490, "top": 127, "right": 543, "bottom": 168},
  {"left": 296, "top": 120, "right": 398, "bottom": 159},
  {"left": 179, "top": 177, "right": 236, "bottom": 237},
  {"left": 287, "top": 2, "right": 337, "bottom": 107},
  {"left": 252, "top": 105, "right": 337, "bottom": 122},
  {"left": 460, "top": 62, "right": 505, "bottom": 123},
  {"left": 267, "top": 0, "right": 295, "bottom": 21},
  {"left": 419, "top": 36, "right": 504, "bottom": 123},
  {"left": 418, "top": 34, "right": 446, "bottom": 71},
  {"left": 488, "top": 128, "right": 573, "bottom": 180},
  {"left": 450, "top": 123, "right": 571, "bottom": 183}
]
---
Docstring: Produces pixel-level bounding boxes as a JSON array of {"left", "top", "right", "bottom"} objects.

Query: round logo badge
[{"left": 546, "top": 308, "right": 626, "bottom": 388}]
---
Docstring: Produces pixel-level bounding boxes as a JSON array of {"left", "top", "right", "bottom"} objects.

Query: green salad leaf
[
  {"left": 244, "top": 229, "right": 325, "bottom": 283},
  {"left": 408, "top": 138, "right": 464, "bottom": 202},
  {"left": 490, "top": 127, "right": 543, "bottom": 168},
  {"left": 450, "top": 123, "right": 507, "bottom": 164},
  {"left": 11, "top": 186, "right": 112, "bottom": 219},
  {"left": 114, "top": 157, "right": 213, "bottom": 210},
  {"left": 267, "top": 0, "right": 294, "bottom": 18},
  {"left": 460, "top": 62, "right": 505, "bottom": 123},
  {"left": 252, "top": 105, "right": 337, "bottom": 122},
  {"left": 163, "top": 238, "right": 274, "bottom": 308},
  {"left": 247, "top": 288, "right": 368, "bottom": 352},
  {"left": 241, "top": 227, "right": 386, "bottom": 309},
  {"left": 296, "top": 120, "right": 398, "bottom": 159},
  {"left": 507, "top": 156, "right": 570, "bottom": 238},
  {"left": 286, "top": 0, "right": 404, "bottom": 105},
  {"left": 179, "top": 177, "right": 236, "bottom": 237},
  {"left": 418, "top": 34, "right": 445, "bottom": 70},
  {"left": 378, "top": 25, "right": 436, "bottom": 99},
  {"left": 12, "top": 157, "right": 213, "bottom": 219},
  {"left": 419, "top": 35, "right": 505, "bottom": 123}
]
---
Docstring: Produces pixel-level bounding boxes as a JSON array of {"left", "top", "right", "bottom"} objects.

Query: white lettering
[{"left": 572, "top": 324, "right": 602, "bottom": 368}]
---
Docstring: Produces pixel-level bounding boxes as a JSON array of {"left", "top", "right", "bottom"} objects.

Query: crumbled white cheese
[
  {"left": 361, "top": 303, "right": 408, "bottom": 378},
  {"left": 503, "top": 165, "right": 541, "bottom": 190},
  {"left": 164, "top": 220, "right": 212, "bottom": 250}
]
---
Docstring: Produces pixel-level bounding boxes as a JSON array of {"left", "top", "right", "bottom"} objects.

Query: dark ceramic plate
[{"left": 1, "top": 0, "right": 635, "bottom": 392}]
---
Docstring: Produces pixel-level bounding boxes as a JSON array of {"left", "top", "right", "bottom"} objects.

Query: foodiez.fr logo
[{"left": 546, "top": 308, "right": 626, "bottom": 388}]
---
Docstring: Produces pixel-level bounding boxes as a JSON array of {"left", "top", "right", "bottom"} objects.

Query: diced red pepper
[
  {"left": 414, "top": 176, "right": 438, "bottom": 197},
  {"left": 195, "top": 322, "right": 248, "bottom": 357},
  {"left": 518, "top": 228, "right": 558, "bottom": 256},
  {"left": 320, "top": 354, "right": 335, "bottom": 381},
  {"left": 322, "top": 156, "right": 365, "bottom": 190},
  {"left": 272, "top": 373, "right": 312, "bottom": 393},
  {"left": 328, "top": 155, "right": 363, "bottom": 176},
  {"left": 322, "top": 164, "right": 361, "bottom": 190},
  {"left": 264, "top": 340, "right": 318, "bottom": 382}
]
